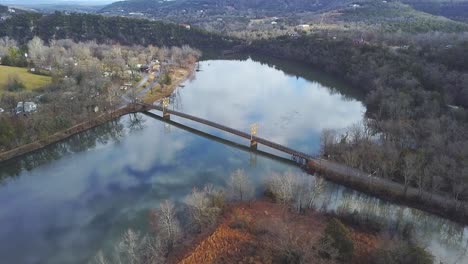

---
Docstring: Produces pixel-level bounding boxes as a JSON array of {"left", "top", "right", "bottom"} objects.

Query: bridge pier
[{"left": 250, "top": 140, "right": 257, "bottom": 150}]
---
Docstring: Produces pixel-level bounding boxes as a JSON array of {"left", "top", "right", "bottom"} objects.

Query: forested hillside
[
  {"left": 251, "top": 33, "right": 468, "bottom": 207},
  {"left": 338, "top": 1, "right": 468, "bottom": 32},
  {"left": 102, "top": 0, "right": 354, "bottom": 15},
  {"left": 99, "top": 0, "right": 468, "bottom": 34},
  {"left": 404, "top": 0, "right": 468, "bottom": 22},
  {"left": 0, "top": 11, "right": 231, "bottom": 48}
]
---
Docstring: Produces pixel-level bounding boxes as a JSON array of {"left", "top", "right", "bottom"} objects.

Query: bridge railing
[{"left": 139, "top": 103, "right": 316, "bottom": 161}]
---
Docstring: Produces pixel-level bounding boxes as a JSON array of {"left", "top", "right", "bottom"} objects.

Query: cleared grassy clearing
[{"left": 0, "top": 65, "right": 51, "bottom": 94}]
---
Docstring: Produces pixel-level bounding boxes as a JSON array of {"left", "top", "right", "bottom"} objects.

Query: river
[{"left": 0, "top": 57, "right": 466, "bottom": 264}]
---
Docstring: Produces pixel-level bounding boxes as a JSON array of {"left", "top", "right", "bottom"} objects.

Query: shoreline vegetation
[
  {"left": 0, "top": 61, "right": 196, "bottom": 163},
  {"left": 308, "top": 159, "right": 468, "bottom": 226},
  {"left": 0, "top": 105, "right": 139, "bottom": 163},
  {"left": 90, "top": 170, "right": 434, "bottom": 264},
  {"left": 0, "top": 36, "right": 201, "bottom": 161},
  {"left": 1, "top": 56, "right": 467, "bottom": 227},
  {"left": 249, "top": 31, "right": 468, "bottom": 225}
]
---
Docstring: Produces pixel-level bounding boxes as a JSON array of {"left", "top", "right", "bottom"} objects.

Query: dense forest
[
  {"left": 0, "top": 10, "right": 232, "bottom": 48},
  {"left": 101, "top": 0, "right": 354, "bottom": 16},
  {"left": 339, "top": 1, "right": 468, "bottom": 33},
  {"left": 404, "top": 0, "right": 468, "bottom": 22},
  {"left": 100, "top": 0, "right": 468, "bottom": 35},
  {"left": 251, "top": 31, "right": 468, "bottom": 209}
]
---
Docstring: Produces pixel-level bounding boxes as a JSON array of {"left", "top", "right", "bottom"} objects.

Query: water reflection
[
  {"left": 313, "top": 183, "right": 468, "bottom": 263},
  {"left": 170, "top": 59, "right": 365, "bottom": 154},
  {"left": 0, "top": 113, "right": 298, "bottom": 264},
  {"left": 0, "top": 121, "right": 125, "bottom": 182},
  {"left": 0, "top": 59, "right": 466, "bottom": 264}
]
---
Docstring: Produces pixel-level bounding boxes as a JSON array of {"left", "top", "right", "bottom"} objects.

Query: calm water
[{"left": 0, "top": 58, "right": 466, "bottom": 264}]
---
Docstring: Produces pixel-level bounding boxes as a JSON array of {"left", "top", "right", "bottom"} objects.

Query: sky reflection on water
[{"left": 0, "top": 58, "right": 466, "bottom": 264}]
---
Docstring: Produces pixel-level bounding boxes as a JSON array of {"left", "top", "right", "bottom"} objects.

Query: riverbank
[
  {"left": 143, "top": 64, "right": 195, "bottom": 104},
  {"left": 0, "top": 64, "right": 196, "bottom": 164},
  {"left": 308, "top": 158, "right": 468, "bottom": 225},
  {"left": 0, "top": 105, "right": 142, "bottom": 163}
]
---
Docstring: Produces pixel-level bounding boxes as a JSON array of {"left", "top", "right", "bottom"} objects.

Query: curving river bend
[{"left": 0, "top": 57, "right": 466, "bottom": 264}]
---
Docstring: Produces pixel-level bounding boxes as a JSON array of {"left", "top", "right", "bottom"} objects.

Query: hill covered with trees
[
  {"left": 250, "top": 31, "right": 468, "bottom": 211},
  {"left": 101, "top": 0, "right": 354, "bottom": 16},
  {"left": 338, "top": 1, "right": 468, "bottom": 32},
  {"left": 403, "top": 0, "right": 468, "bottom": 22},
  {"left": 0, "top": 10, "right": 231, "bottom": 48},
  {"left": 98, "top": 0, "right": 468, "bottom": 34}
]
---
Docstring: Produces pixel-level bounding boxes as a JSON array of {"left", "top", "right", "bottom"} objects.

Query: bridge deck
[{"left": 141, "top": 103, "right": 315, "bottom": 162}]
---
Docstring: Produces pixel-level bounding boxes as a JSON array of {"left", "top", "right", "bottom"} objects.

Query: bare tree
[
  {"left": 0, "top": 37, "right": 17, "bottom": 58},
  {"left": 320, "top": 128, "right": 337, "bottom": 157},
  {"left": 267, "top": 172, "right": 325, "bottom": 213},
  {"left": 228, "top": 169, "right": 254, "bottom": 201},
  {"left": 157, "top": 47, "right": 170, "bottom": 63},
  {"left": 402, "top": 153, "right": 420, "bottom": 196},
  {"left": 267, "top": 171, "right": 297, "bottom": 204},
  {"left": 156, "top": 200, "right": 181, "bottom": 252},
  {"left": 139, "top": 236, "right": 165, "bottom": 264},
  {"left": 184, "top": 185, "right": 224, "bottom": 231},
  {"left": 116, "top": 228, "right": 142, "bottom": 264},
  {"left": 27, "top": 36, "right": 48, "bottom": 68},
  {"left": 90, "top": 251, "right": 110, "bottom": 264}
]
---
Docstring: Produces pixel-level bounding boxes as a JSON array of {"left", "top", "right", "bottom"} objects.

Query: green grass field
[{"left": 0, "top": 65, "right": 51, "bottom": 94}]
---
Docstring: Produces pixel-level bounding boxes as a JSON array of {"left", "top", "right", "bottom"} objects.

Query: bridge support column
[
  {"left": 250, "top": 140, "right": 257, "bottom": 150},
  {"left": 163, "top": 112, "right": 170, "bottom": 120}
]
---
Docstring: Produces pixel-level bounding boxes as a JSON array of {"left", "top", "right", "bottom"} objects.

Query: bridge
[{"left": 137, "top": 102, "right": 316, "bottom": 166}]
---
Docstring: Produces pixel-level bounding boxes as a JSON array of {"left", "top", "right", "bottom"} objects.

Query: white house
[{"left": 16, "top": 102, "right": 37, "bottom": 114}]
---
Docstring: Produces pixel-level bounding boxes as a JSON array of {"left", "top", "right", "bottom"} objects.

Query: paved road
[
  {"left": 137, "top": 70, "right": 161, "bottom": 98},
  {"left": 120, "top": 73, "right": 149, "bottom": 107}
]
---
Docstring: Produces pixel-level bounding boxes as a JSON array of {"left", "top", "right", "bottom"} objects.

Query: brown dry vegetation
[{"left": 173, "top": 200, "right": 378, "bottom": 264}]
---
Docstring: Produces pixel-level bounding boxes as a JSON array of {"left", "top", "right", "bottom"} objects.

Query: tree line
[
  {"left": 91, "top": 170, "right": 433, "bottom": 264},
  {"left": 0, "top": 11, "right": 233, "bottom": 49},
  {"left": 0, "top": 37, "right": 201, "bottom": 152},
  {"left": 250, "top": 30, "right": 468, "bottom": 208}
]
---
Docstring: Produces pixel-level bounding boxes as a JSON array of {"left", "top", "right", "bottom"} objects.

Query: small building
[
  {"left": 16, "top": 102, "right": 37, "bottom": 114},
  {"left": 179, "top": 24, "right": 191, "bottom": 30},
  {"left": 271, "top": 21, "right": 278, "bottom": 25}
]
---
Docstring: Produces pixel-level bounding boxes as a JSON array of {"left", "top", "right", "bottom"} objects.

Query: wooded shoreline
[
  {"left": 0, "top": 105, "right": 140, "bottom": 163},
  {"left": 0, "top": 63, "right": 196, "bottom": 164},
  {"left": 308, "top": 159, "right": 468, "bottom": 226}
]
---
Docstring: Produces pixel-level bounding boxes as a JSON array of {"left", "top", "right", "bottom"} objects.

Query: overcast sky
[{"left": 0, "top": 0, "right": 116, "bottom": 5}]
